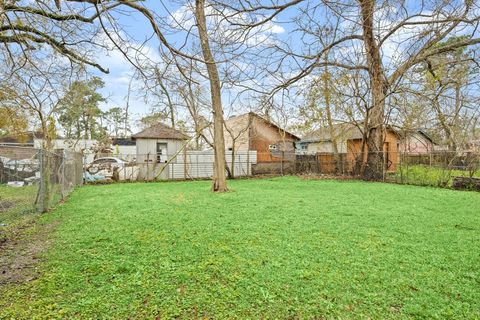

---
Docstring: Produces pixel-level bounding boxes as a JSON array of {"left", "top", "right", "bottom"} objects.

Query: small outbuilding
[{"left": 132, "top": 123, "right": 189, "bottom": 179}]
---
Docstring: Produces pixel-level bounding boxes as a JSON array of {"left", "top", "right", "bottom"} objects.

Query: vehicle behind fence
[
  {"left": 0, "top": 146, "right": 83, "bottom": 222},
  {"left": 84, "top": 150, "right": 258, "bottom": 182}
]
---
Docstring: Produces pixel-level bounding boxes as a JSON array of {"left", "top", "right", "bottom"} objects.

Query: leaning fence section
[{"left": 0, "top": 146, "right": 83, "bottom": 221}]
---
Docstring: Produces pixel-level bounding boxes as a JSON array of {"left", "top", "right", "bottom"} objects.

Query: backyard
[{"left": 1, "top": 177, "right": 479, "bottom": 319}]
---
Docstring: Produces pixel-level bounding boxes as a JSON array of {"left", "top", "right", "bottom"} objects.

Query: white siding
[
  {"left": 132, "top": 150, "right": 257, "bottom": 180},
  {"left": 113, "top": 145, "right": 136, "bottom": 160},
  {"left": 133, "top": 139, "right": 256, "bottom": 180},
  {"left": 168, "top": 150, "right": 257, "bottom": 179}
]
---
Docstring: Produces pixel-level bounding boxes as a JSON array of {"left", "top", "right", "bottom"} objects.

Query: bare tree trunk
[
  {"left": 231, "top": 143, "right": 236, "bottom": 179},
  {"left": 323, "top": 65, "right": 340, "bottom": 172},
  {"left": 450, "top": 83, "right": 462, "bottom": 150},
  {"left": 155, "top": 68, "right": 175, "bottom": 128},
  {"left": 195, "top": 0, "right": 228, "bottom": 192},
  {"left": 125, "top": 77, "right": 133, "bottom": 137},
  {"left": 37, "top": 116, "right": 55, "bottom": 213},
  {"left": 0, "top": 1, "right": 4, "bottom": 26},
  {"left": 432, "top": 90, "right": 456, "bottom": 151},
  {"left": 360, "top": 0, "right": 386, "bottom": 180}
]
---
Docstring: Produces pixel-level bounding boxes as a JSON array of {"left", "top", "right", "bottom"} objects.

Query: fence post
[
  {"left": 183, "top": 148, "right": 187, "bottom": 180},
  {"left": 37, "top": 149, "right": 47, "bottom": 213},
  {"left": 37, "top": 149, "right": 44, "bottom": 212},
  {"left": 281, "top": 151, "right": 284, "bottom": 176},
  {"left": 146, "top": 153, "right": 150, "bottom": 181},
  {"left": 61, "top": 151, "right": 66, "bottom": 200},
  {"left": 383, "top": 151, "right": 386, "bottom": 181}
]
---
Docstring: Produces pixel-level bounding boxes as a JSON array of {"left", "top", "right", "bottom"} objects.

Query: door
[{"left": 156, "top": 143, "right": 168, "bottom": 163}]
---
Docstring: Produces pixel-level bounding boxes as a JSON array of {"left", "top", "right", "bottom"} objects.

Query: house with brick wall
[{"left": 224, "top": 112, "right": 300, "bottom": 163}]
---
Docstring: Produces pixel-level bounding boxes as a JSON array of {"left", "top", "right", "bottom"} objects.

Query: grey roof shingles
[{"left": 131, "top": 123, "right": 189, "bottom": 140}]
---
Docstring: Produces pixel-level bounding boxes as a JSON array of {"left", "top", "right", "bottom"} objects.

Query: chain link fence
[
  {"left": 81, "top": 148, "right": 479, "bottom": 189},
  {"left": 0, "top": 146, "right": 83, "bottom": 225},
  {"left": 252, "top": 150, "right": 480, "bottom": 190}
]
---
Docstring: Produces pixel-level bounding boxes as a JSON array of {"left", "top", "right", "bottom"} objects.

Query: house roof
[
  {"left": 131, "top": 123, "right": 189, "bottom": 140},
  {"left": 301, "top": 123, "right": 405, "bottom": 143},
  {"left": 0, "top": 134, "right": 32, "bottom": 144},
  {"left": 301, "top": 123, "right": 364, "bottom": 143},
  {"left": 0, "top": 131, "right": 54, "bottom": 145},
  {"left": 396, "top": 129, "right": 435, "bottom": 144},
  {"left": 226, "top": 112, "right": 300, "bottom": 141}
]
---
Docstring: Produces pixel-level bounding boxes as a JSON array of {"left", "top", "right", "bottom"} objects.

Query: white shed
[{"left": 131, "top": 123, "right": 189, "bottom": 180}]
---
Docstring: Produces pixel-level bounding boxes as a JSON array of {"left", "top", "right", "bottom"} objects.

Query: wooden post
[
  {"left": 61, "top": 151, "right": 65, "bottom": 200},
  {"left": 146, "top": 153, "right": 150, "bottom": 181},
  {"left": 183, "top": 147, "right": 187, "bottom": 180},
  {"left": 281, "top": 151, "right": 284, "bottom": 175},
  {"left": 247, "top": 150, "right": 250, "bottom": 176}
]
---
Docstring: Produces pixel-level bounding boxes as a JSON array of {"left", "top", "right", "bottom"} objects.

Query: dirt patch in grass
[
  {"left": 299, "top": 173, "right": 360, "bottom": 180},
  {"left": 0, "top": 218, "right": 57, "bottom": 286},
  {"left": 0, "top": 200, "right": 15, "bottom": 213}
]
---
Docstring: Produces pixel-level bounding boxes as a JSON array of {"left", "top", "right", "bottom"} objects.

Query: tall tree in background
[
  {"left": 104, "top": 107, "right": 128, "bottom": 138},
  {"left": 0, "top": 97, "right": 28, "bottom": 141},
  {"left": 139, "top": 112, "right": 171, "bottom": 129},
  {"left": 58, "top": 77, "right": 106, "bottom": 140},
  {"left": 421, "top": 38, "right": 479, "bottom": 150}
]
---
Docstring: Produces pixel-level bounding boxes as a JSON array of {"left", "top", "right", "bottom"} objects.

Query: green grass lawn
[
  {"left": 394, "top": 164, "right": 480, "bottom": 187},
  {"left": 1, "top": 177, "right": 479, "bottom": 319}
]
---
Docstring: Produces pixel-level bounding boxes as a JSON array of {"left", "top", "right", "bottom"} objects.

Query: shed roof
[
  {"left": 397, "top": 129, "right": 435, "bottom": 144},
  {"left": 131, "top": 123, "right": 189, "bottom": 140}
]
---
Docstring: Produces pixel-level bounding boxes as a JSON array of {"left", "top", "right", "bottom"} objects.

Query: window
[
  {"left": 228, "top": 147, "right": 233, "bottom": 151},
  {"left": 269, "top": 144, "right": 277, "bottom": 151},
  {"left": 156, "top": 143, "right": 168, "bottom": 163},
  {"left": 301, "top": 145, "right": 308, "bottom": 150}
]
